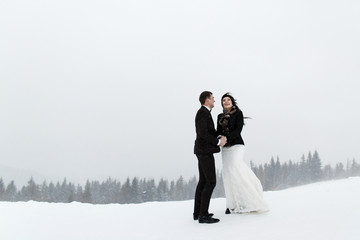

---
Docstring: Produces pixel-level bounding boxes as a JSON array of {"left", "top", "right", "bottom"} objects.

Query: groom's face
[{"left": 207, "top": 95, "right": 215, "bottom": 109}]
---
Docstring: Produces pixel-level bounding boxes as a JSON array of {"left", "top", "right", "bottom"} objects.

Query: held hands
[{"left": 219, "top": 136, "right": 227, "bottom": 147}]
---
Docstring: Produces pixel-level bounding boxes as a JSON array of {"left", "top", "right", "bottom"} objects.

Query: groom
[{"left": 193, "top": 91, "right": 226, "bottom": 224}]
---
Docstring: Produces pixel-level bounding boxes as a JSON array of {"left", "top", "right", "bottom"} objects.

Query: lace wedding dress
[{"left": 221, "top": 144, "right": 269, "bottom": 213}]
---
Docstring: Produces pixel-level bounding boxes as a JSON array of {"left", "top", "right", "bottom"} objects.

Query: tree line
[
  {"left": 251, "top": 150, "right": 360, "bottom": 190},
  {"left": 0, "top": 175, "right": 224, "bottom": 204},
  {"left": 1, "top": 150, "right": 359, "bottom": 204}
]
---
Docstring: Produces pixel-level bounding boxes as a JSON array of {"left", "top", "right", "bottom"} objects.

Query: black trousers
[{"left": 194, "top": 153, "right": 217, "bottom": 216}]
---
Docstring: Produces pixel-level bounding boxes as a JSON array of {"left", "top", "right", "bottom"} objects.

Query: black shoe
[
  {"left": 225, "top": 208, "right": 231, "bottom": 214},
  {"left": 193, "top": 213, "right": 214, "bottom": 220},
  {"left": 198, "top": 215, "right": 220, "bottom": 224}
]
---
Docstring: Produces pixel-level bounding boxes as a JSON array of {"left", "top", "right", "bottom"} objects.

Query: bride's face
[{"left": 222, "top": 97, "right": 233, "bottom": 110}]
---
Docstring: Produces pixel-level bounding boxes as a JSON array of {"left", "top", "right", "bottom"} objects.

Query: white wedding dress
[{"left": 221, "top": 144, "right": 269, "bottom": 213}]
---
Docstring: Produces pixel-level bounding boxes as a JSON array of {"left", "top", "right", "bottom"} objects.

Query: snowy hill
[{"left": 1, "top": 177, "right": 359, "bottom": 240}]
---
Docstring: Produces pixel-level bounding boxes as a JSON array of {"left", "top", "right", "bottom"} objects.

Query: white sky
[{"left": 1, "top": 0, "right": 359, "bottom": 184}]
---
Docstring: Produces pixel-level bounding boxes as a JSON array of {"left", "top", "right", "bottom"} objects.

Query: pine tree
[
  {"left": 304, "top": 152, "right": 313, "bottom": 183},
  {"left": 54, "top": 182, "right": 62, "bottom": 203},
  {"left": 334, "top": 163, "right": 346, "bottom": 179},
  {"left": 157, "top": 178, "right": 169, "bottom": 201},
  {"left": 67, "top": 183, "right": 75, "bottom": 203},
  {"left": 130, "top": 177, "right": 141, "bottom": 203},
  {"left": 48, "top": 182, "right": 56, "bottom": 202},
  {"left": 90, "top": 180, "right": 101, "bottom": 204},
  {"left": 286, "top": 160, "right": 296, "bottom": 186},
  {"left": 0, "top": 178, "right": 5, "bottom": 201},
  {"left": 280, "top": 161, "right": 288, "bottom": 189},
  {"left": 60, "top": 178, "right": 70, "bottom": 203},
  {"left": 5, "top": 181, "right": 17, "bottom": 201},
  {"left": 83, "top": 180, "right": 92, "bottom": 203},
  {"left": 299, "top": 154, "right": 307, "bottom": 184},
  {"left": 257, "top": 164, "right": 265, "bottom": 186},
  {"left": 175, "top": 176, "right": 185, "bottom": 200},
  {"left": 322, "top": 164, "right": 333, "bottom": 180},
  {"left": 263, "top": 163, "right": 270, "bottom": 190},
  {"left": 26, "top": 177, "right": 40, "bottom": 201},
  {"left": 186, "top": 175, "right": 198, "bottom": 199},
  {"left": 40, "top": 181, "right": 49, "bottom": 202},
  {"left": 274, "top": 156, "right": 281, "bottom": 189},
  {"left": 120, "top": 177, "right": 131, "bottom": 203},
  {"left": 145, "top": 179, "right": 157, "bottom": 202},
  {"left": 350, "top": 159, "right": 360, "bottom": 176},
  {"left": 169, "top": 180, "right": 176, "bottom": 200},
  {"left": 75, "top": 184, "right": 83, "bottom": 202},
  {"left": 310, "top": 150, "right": 322, "bottom": 181}
]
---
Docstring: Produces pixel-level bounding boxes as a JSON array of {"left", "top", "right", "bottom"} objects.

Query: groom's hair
[{"left": 199, "top": 91, "right": 213, "bottom": 104}]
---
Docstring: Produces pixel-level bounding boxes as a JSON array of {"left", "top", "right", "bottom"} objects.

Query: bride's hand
[{"left": 219, "top": 136, "right": 227, "bottom": 147}]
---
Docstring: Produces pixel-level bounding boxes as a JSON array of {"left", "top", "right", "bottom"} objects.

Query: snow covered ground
[{"left": 1, "top": 177, "right": 359, "bottom": 240}]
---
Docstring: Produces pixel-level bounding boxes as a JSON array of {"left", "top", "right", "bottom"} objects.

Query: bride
[{"left": 217, "top": 93, "right": 269, "bottom": 214}]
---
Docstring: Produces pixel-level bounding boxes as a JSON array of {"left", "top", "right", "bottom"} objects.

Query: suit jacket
[
  {"left": 216, "top": 109, "right": 245, "bottom": 147},
  {"left": 194, "top": 106, "right": 220, "bottom": 154}
]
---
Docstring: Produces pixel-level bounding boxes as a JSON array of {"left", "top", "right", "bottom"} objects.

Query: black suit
[{"left": 193, "top": 106, "right": 220, "bottom": 217}]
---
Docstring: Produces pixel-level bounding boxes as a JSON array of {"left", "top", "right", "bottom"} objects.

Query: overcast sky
[{"left": 1, "top": 0, "right": 359, "bottom": 185}]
